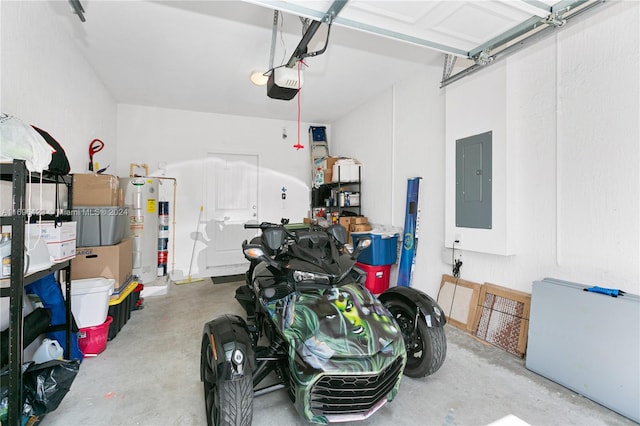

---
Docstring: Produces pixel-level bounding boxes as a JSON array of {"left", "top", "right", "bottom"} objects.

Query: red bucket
[{"left": 78, "top": 316, "right": 113, "bottom": 357}]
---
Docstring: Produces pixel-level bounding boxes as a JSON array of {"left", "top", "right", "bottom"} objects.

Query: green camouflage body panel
[{"left": 262, "top": 282, "right": 407, "bottom": 424}]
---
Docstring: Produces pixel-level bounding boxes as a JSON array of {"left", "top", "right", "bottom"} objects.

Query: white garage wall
[
  {"left": 326, "top": 89, "right": 394, "bottom": 221},
  {"left": 332, "top": 66, "right": 446, "bottom": 297},
  {"left": 116, "top": 104, "right": 322, "bottom": 277},
  {"left": 0, "top": 1, "right": 117, "bottom": 173},
  {"left": 445, "top": 62, "right": 514, "bottom": 257},
  {"left": 555, "top": 1, "right": 639, "bottom": 288},
  {"left": 333, "top": 0, "right": 639, "bottom": 296},
  {"left": 0, "top": 1, "right": 116, "bottom": 332}
]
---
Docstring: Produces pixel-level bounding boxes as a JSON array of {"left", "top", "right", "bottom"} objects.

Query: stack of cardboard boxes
[
  {"left": 314, "top": 156, "right": 341, "bottom": 185},
  {"left": 313, "top": 156, "right": 362, "bottom": 186},
  {"left": 339, "top": 216, "right": 371, "bottom": 244},
  {"left": 71, "top": 174, "right": 132, "bottom": 293}
]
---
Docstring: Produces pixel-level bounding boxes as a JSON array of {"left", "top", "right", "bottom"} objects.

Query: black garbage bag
[{"left": 22, "top": 359, "right": 79, "bottom": 416}]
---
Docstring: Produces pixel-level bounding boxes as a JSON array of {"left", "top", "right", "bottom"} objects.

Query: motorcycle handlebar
[{"left": 244, "top": 222, "right": 280, "bottom": 230}]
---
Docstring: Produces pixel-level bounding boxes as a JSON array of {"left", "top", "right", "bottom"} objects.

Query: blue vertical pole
[{"left": 397, "top": 177, "right": 421, "bottom": 287}]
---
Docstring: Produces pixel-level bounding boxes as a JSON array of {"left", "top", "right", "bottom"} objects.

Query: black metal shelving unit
[
  {"left": 311, "top": 165, "right": 361, "bottom": 217},
  {"left": 0, "top": 160, "right": 73, "bottom": 426}
]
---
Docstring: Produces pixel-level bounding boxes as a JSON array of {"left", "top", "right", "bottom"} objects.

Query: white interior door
[{"left": 205, "top": 153, "right": 259, "bottom": 268}]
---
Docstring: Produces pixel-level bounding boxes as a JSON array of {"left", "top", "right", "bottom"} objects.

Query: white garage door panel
[{"left": 246, "top": 0, "right": 569, "bottom": 56}]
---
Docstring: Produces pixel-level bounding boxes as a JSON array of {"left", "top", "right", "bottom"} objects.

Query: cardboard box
[
  {"left": 73, "top": 174, "right": 120, "bottom": 206},
  {"left": 323, "top": 168, "right": 333, "bottom": 184},
  {"left": 28, "top": 221, "right": 76, "bottom": 242},
  {"left": 27, "top": 222, "right": 77, "bottom": 262},
  {"left": 352, "top": 216, "right": 368, "bottom": 224},
  {"left": 350, "top": 224, "right": 372, "bottom": 233},
  {"left": 47, "top": 240, "right": 76, "bottom": 263},
  {"left": 339, "top": 216, "right": 370, "bottom": 244},
  {"left": 339, "top": 216, "right": 367, "bottom": 226},
  {"left": 326, "top": 157, "right": 341, "bottom": 172},
  {"left": 339, "top": 216, "right": 353, "bottom": 228},
  {"left": 72, "top": 238, "right": 133, "bottom": 290}
]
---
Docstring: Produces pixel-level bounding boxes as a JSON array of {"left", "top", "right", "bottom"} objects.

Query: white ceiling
[{"left": 50, "top": 0, "right": 574, "bottom": 124}]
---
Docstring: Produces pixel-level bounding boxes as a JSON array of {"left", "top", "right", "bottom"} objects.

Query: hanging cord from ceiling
[{"left": 294, "top": 60, "right": 308, "bottom": 151}]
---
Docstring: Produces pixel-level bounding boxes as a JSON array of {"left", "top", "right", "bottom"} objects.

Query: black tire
[
  {"left": 201, "top": 335, "right": 254, "bottom": 426},
  {"left": 385, "top": 299, "right": 447, "bottom": 378}
]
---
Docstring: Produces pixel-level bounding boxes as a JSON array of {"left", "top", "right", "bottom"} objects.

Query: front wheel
[
  {"left": 201, "top": 335, "right": 254, "bottom": 426},
  {"left": 385, "top": 300, "right": 447, "bottom": 378}
]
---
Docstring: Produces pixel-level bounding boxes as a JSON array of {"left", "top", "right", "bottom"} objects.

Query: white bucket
[
  {"left": 71, "top": 277, "right": 115, "bottom": 328},
  {"left": 32, "top": 338, "right": 63, "bottom": 364}
]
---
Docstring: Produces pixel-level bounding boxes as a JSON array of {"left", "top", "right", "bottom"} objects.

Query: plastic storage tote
[
  {"left": 108, "top": 279, "right": 137, "bottom": 340},
  {"left": 356, "top": 262, "right": 391, "bottom": 294},
  {"left": 351, "top": 233, "right": 399, "bottom": 266},
  {"left": 73, "top": 206, "right": 128, "bottom": 247}
]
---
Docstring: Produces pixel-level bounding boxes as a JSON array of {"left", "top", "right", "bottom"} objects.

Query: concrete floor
[{"left": 42, "top": 279, "right": 636, "bottom": 426}]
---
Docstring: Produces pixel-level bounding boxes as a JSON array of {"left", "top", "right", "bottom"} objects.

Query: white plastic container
[
  {"left": 71, "top": 277, "right": 115, "bottom": 328},
  {"left": 332, "top": 160, "right": 361, "bottom": 182},
  {"left": 32, "top": 338, "right": 63, "bottom": 364}
]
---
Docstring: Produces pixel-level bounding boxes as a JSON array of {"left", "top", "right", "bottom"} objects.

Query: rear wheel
[
  {"left": 201, "top": 335, "right": 254, "bottom": 426},
  {"left": 385, "top": 300, "right": 447, "bottom": 378}
]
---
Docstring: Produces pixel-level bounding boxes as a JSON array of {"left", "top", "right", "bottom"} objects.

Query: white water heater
[{"left": 121, "top": 177, "right": 159, "bottom": 284}]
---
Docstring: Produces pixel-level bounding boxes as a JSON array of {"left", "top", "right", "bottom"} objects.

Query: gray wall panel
[{"left": 527, "top": 278, "right": 640, "bottom": 422}]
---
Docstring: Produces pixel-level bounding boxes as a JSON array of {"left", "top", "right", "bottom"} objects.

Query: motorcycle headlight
[{"left": 293, "top": 270, "right": 331, "bottom": 285}]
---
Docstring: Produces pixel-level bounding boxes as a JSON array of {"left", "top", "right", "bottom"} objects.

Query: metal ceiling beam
[
  {"left": 248, "top": 0, "right": 468, "bottom": 57},
  {"left": 468, "top": 15, "right": 547, "bottom": 59},
  {"left": 284, "top": 0, "right": 348, "bottom": 68},
  {"left": 441, "top": 0, "right": 608, "bottom": 88},
  {"left": 269, "top": 10, "right": 279, "bottom": 70},
  {"left": 68, "top": 0, "right": 85, "bottom": 22},
  {"left": 468, "top": 0, "right": 592, "bottom": 60}
]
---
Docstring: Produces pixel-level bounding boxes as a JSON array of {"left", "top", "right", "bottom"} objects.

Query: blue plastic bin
[{"left": 352, "top": 233, "right": 399, "bottom": 266}]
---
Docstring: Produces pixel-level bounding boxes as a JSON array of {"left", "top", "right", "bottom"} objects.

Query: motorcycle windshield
[{"left": 270, "top": 283, "right": 404, "bottom": 364}]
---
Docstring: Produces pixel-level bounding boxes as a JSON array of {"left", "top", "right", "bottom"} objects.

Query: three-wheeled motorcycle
[{"left": 200, "top": 222, "right": 447, "bottom": 425}]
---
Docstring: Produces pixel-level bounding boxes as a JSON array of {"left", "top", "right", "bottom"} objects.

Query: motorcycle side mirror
[
  {"left": 351, "top": 236, "right": 372, "bottom": 259},
  {"left": 243, "top": 243, "right": 281, "bottom": 270}
]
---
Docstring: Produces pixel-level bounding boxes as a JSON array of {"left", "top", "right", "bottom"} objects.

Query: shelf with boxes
[
  {"left": 0, "top": 160, "right": 75, "bottom": 426},
  {"left": 312, "top": 160, "right": 362, "bottom": 219}
]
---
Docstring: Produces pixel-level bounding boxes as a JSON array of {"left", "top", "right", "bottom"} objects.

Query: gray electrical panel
[{"left": 456, "top": 131, "right": 492, "bottom": 229}]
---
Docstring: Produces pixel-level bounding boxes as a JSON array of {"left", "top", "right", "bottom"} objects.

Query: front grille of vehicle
[{"left": 309, "top": 357, "right": 403, "bottom": 417}]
